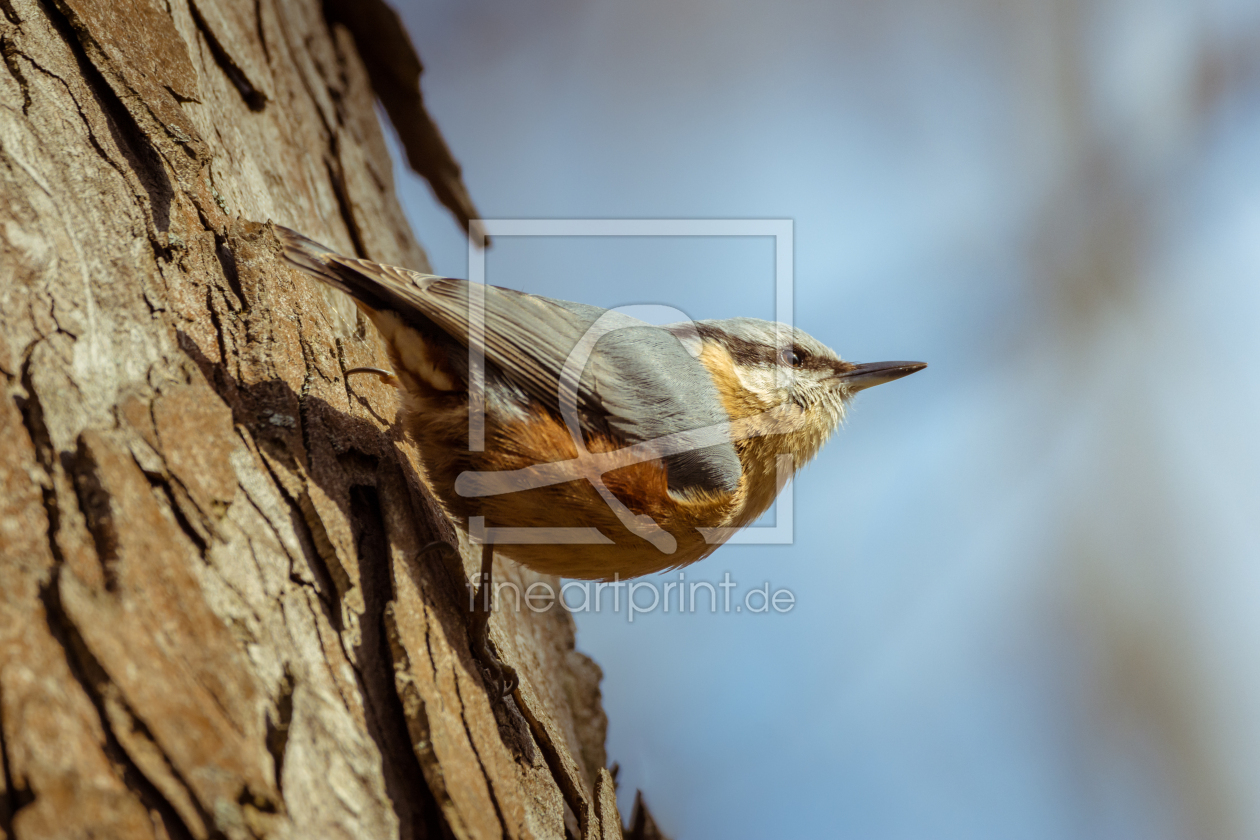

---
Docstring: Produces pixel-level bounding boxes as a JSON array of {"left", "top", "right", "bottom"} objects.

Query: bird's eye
[{"left": 779, "top": 347, "right": 804, "bottom": 368}]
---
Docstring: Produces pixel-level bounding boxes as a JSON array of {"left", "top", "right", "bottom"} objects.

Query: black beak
[{"left": 834, "top": 361, "right": 927, "bottom": 392}]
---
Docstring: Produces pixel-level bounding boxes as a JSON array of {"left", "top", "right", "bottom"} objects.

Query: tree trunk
[{"left": 0, "top": 0, "right": 625, "bottom": 837}]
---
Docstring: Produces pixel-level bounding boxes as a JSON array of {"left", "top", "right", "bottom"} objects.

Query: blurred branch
[{"left": 326, "top": 0, "right": 486, "bottom": 239}]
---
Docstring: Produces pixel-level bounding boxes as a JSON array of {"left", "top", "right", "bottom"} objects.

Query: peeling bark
[{"left": 0, "top": 0, "right": 633, "bottom": 837}]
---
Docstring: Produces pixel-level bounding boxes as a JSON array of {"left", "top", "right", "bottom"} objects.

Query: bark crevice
[
  {"left": 0, "top": 717, "right": 22, "bottom": 839},
  {"left": 348, "top": 482, "right": 451, "bottom": 840},
  {"left": 40, "top": 0, "right": 181, "bottom": 245},
  {"left": 516, "top": 691, "right": 594, "bottom": 839},
  {"left": 40, "top": 574, "right": 201, "bottom": 840},
  {"left": 188, "top": 0, "right": 266, "bottom": 111},
  {"left": 0, "top": 26, "right": 33, "bottom": 113},
  {"left": 326, "top": 149, "right": 368, "bottom": 258},
  {"left": 263, "top": 665, "right": 293, "bottom": 796}
]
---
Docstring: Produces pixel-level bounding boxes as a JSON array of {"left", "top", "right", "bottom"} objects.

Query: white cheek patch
[
  {"left": 803, "top": 369, "right": 833, "bottom": 388},
  {"left": 372, "top": 310, "right": 457, "bottom": 391},
  {"left": 734, "top": 364, "right": 840, "bottom": 410},
  {"left": 733, "top": 364, "right": 791, "bottom": 403}
]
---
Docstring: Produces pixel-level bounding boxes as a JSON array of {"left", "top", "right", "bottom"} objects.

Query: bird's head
[{"left": 687, "top": 317, "right": 926, "bottom": 467}]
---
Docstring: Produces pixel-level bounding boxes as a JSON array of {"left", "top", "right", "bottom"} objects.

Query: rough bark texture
[{"left": 0, "top": 0, "right": 627, "bottom": 837}]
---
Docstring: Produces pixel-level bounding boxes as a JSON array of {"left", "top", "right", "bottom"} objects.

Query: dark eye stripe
[
  {"left": 695, "top": 324, "right": 838, "bottom": 372},
  {"left": 695, "top": 323, "right": 775, "bottom": 366},
  {"left": 788, "top": 348, "right": 833, "bottom": 372}
]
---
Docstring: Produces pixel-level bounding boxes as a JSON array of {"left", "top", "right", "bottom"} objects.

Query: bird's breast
[{"left": 399, "top": 398, "right": 751, "bottom": 579}]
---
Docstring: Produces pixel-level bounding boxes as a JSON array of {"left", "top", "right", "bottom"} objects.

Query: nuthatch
[{"left": 277, "top": 225, "right": 925, "bottom": 694}]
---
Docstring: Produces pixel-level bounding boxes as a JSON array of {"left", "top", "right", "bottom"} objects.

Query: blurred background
[{"left": 385, "top": 0, "right": 1260, "bottom": 837}]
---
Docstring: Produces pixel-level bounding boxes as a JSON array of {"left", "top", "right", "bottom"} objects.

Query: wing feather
[{"left": 276, "top": 225, "right": 742, "bottom": 497}]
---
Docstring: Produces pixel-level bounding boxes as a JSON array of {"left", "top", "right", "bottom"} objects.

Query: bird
[{"left": 275, "top": 224, "right": 925, "bottom": 695}]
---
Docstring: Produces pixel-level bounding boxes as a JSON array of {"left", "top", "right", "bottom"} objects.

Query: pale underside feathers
[{"left": 276, "top": 225, "right": 743, "bottom": 498}]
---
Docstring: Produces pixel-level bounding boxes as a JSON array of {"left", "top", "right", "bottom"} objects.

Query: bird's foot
[
  {"left": 416, "top": 540, "right": 461, "bottom": 564},
  {"left": 417, "top": 541, "right": 518, "bottom": 699},
  {"left": 345, "top": 366, "right": 400, "bottom": 388},
  {"left": 469, "top": 605, "right": 519, "bottom": 699}
]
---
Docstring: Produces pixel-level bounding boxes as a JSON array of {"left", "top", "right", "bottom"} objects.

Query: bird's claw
[
  {"left": 469, "top": 602, "right": 518, "bottom": 698},
  {"left": 417, "top": 541, "right": 518, "bottom": 698}
]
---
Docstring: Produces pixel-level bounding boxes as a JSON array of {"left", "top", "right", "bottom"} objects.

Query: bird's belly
[{"left": 407, "top": 403, "right": 741, "bottom": 579}]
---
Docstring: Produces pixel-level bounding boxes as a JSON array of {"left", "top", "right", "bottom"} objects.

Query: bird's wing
[{"left": 277, "top": 226, "right": 742, "bottom": 498}]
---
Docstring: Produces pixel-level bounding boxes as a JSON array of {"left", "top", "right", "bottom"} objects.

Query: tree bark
[{"left": 0, "top": 0, "right": 625, "bottom": 838}]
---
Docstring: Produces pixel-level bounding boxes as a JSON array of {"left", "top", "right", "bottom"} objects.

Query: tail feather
[
  {"left": 274, "top": 225, "right": 345, "bottom": 285},
  {"left": 274, "top": 225, "right": 460, "bottom": 348}
]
